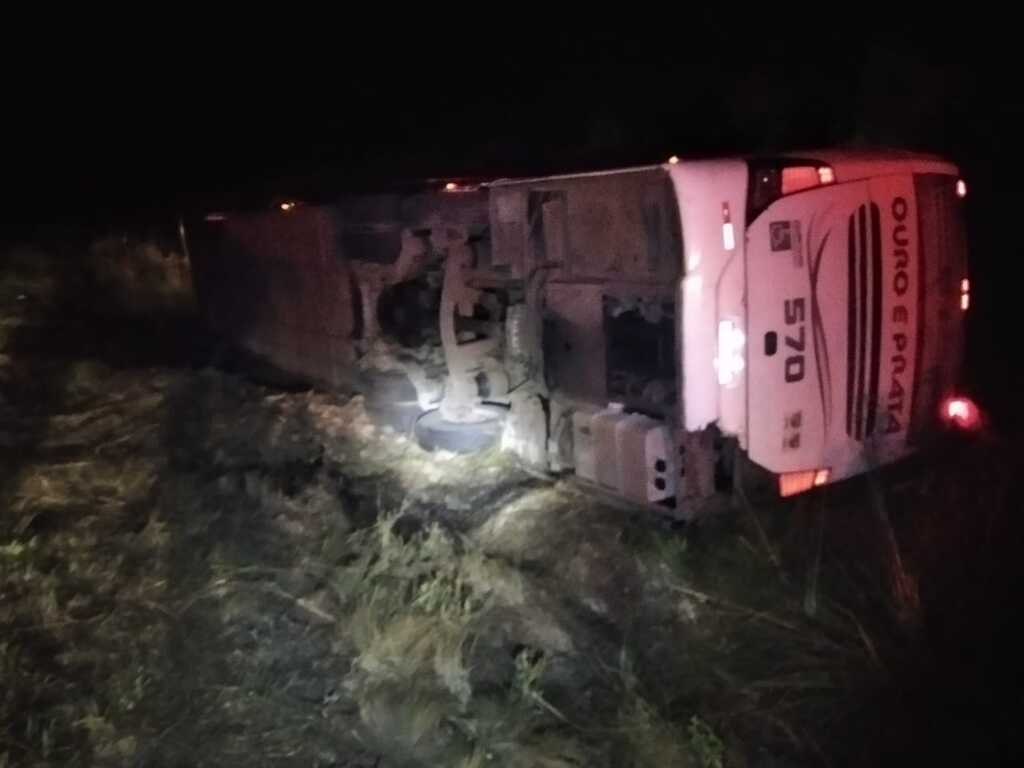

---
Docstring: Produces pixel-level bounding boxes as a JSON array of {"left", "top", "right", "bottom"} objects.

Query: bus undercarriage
[{"left": 192, "top": 169, "right": 725, "bottom": 516}]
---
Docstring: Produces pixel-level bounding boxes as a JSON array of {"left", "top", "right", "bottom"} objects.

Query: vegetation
[{"left": 2, "top": 246, "right": 1020, "bottom": 766}]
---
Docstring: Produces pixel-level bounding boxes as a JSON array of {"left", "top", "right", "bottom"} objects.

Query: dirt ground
[{"left": 2, "top": 246, "right": 1021, "bottom": 767}]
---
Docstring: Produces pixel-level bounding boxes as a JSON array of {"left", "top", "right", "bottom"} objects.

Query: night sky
[
  {"left": 4, "top": 18, "right": 1019, "bottom": 400},
  {"left": 4, "top": 18, "right": 1015, "bottom": 219}
]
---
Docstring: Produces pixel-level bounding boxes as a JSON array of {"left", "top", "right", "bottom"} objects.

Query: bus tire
[{"left": 414, "top": 407, "right": 504, "bottom": 454}]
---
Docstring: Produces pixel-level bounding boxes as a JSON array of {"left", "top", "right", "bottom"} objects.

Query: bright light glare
[
  {"left": 722, "top": 222, "right": 735, "bottom": 251},
  {"left": 947, "top": 399, "right": 969, "bottom": 420},
  {"left": 715, "top": 320, "right": 746, "bottom": 386},
  {"left": 942, "top": 396, "right": 980, "bottom": 430}
]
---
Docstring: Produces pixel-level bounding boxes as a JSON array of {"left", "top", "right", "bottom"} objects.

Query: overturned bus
[{"left": 189, "top": 150, "right": 972, "bottom": 515}]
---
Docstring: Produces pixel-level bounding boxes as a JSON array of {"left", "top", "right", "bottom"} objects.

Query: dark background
[
  {"left": 2, "top": 20, "right": 1012, "bottom": 210},
  {"left": 1, "top": 17, "right": 1019, "bottom": 399},
  {"left": 3, "top": 16, "right": 1023, "bottom": 763}
]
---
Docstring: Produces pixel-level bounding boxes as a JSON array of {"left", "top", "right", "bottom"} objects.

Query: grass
[
  {"left": 0, "top": 343, "right": 898, "bottom": 767},
  {"left": 335, "top": 517, "right": 577, "bottom": 766},
  {"left": 618, "top": 497, "right": 895, "bottom": 763},
  {"left": 325, "top": 513, "right": 738, "bottom": 768},
  {"left": 5, "top": 250, "right": 1017, "bottom": 765}
]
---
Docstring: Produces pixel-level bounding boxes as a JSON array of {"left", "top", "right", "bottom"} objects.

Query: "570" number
[{"left": 784, "top": 298, "right": 805, "bottom": 383}]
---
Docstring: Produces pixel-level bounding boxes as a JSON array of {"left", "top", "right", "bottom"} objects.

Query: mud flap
[
  {"left": 679, "top": 427, "right": 718, "bottom": 512},
  {"left": 501, "top": 392, "right": 548, "bottom": 469}
]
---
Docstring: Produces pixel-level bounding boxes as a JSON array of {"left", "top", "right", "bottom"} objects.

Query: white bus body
[
  {"left": 191, "top": 149, "right": 970, "bottom": 512},
  {"left": 667, "top": 151, "right": 967, "bottom": 500}
]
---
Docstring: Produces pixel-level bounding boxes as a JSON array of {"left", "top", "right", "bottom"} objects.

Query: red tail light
[
  {"left": 748, "top": 158, "right": 835, "bottom": 219},
  {"left": 779, "top": 468, "right": 831, "bottom": 497},
  {"left": 941, "top": 396, "right": 980, "bottom": 430}
]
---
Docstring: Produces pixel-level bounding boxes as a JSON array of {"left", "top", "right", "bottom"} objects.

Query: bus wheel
[{"left": 414, "top": 407, "right": 505, "bottom": 454}]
